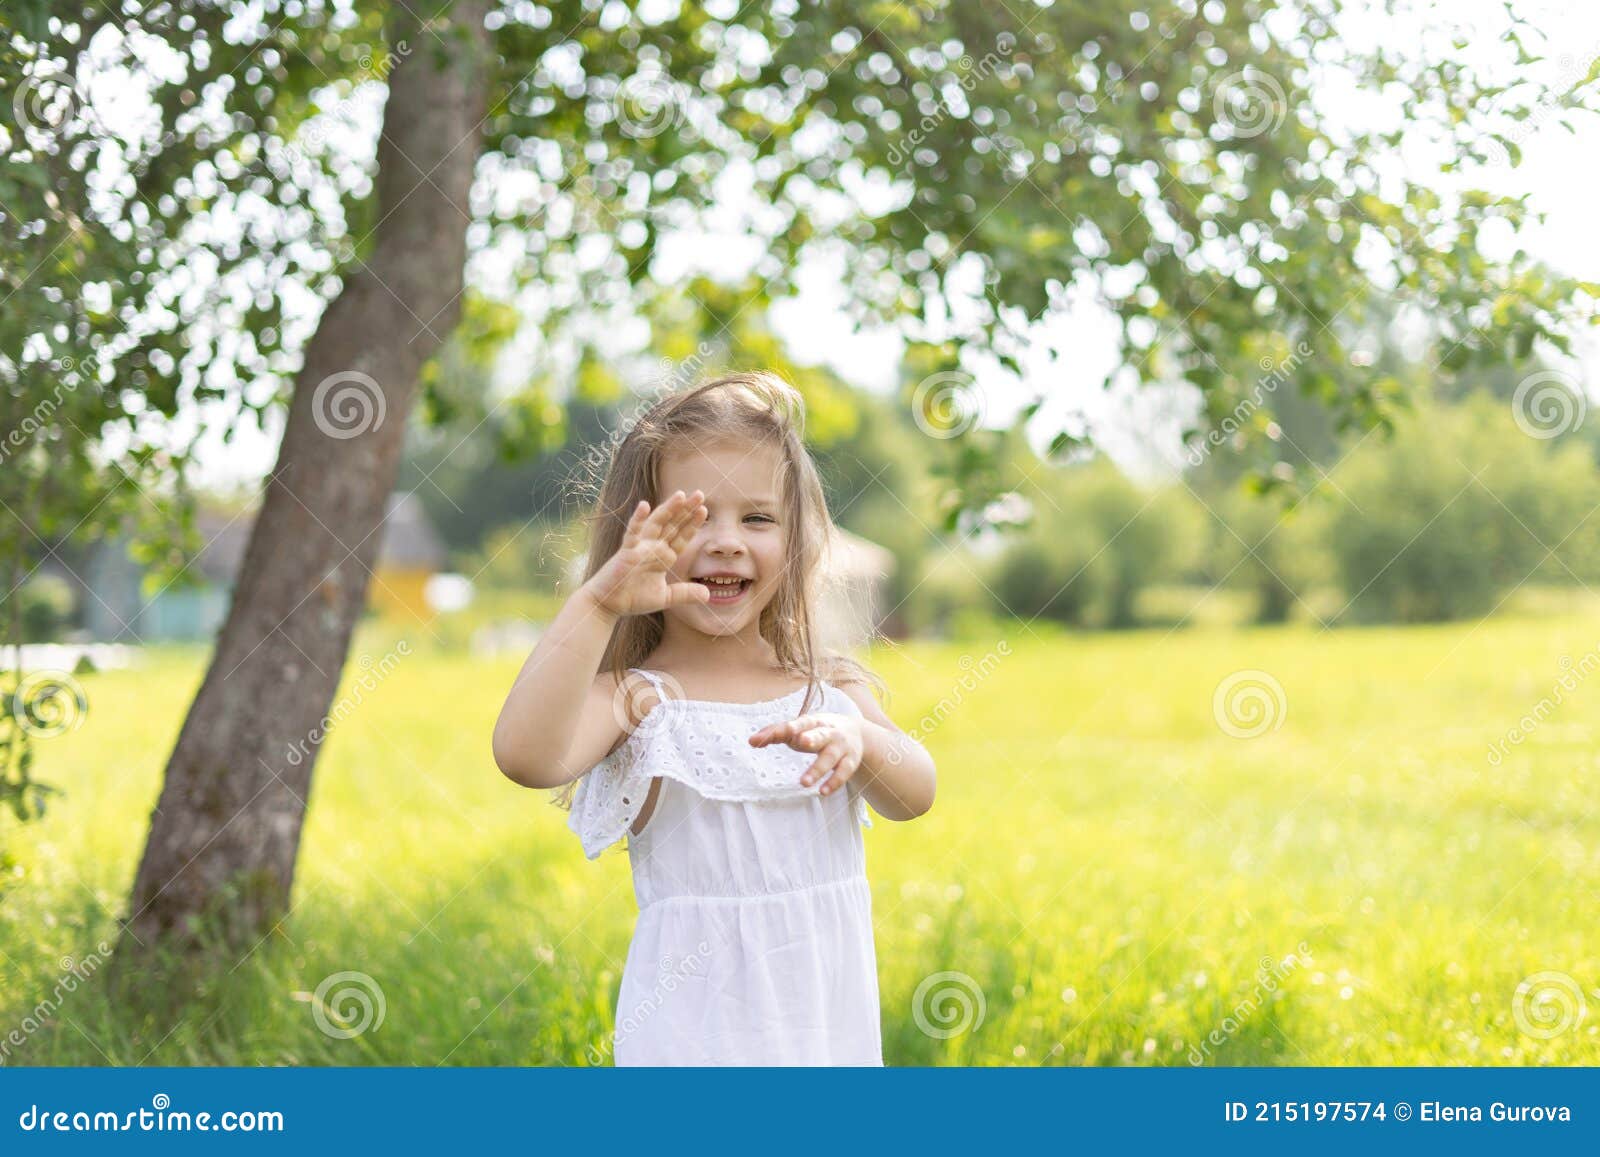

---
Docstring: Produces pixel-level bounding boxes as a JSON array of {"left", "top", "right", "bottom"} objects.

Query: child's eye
[{"left": 744, "top": 514, "right": 775, "bottom": 525}]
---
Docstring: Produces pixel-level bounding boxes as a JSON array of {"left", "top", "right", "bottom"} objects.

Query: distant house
[
  {"left": 367, "top": 492, "right": 448, "bottom": 622},
  {"left": 84, "top": 505, "right": 251, "bottom": 642},
  {"left": 814, "top": 526, "right": 899, "bottom": 650},
  {"left": 562, "top": 523, "right": 898, "bottom": 651},
  {"left": 84, "top": 491, "right": 448, "bottom": 643}
]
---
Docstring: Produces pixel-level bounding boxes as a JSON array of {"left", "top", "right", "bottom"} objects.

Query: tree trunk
[{"left": 120, "top": 0, "right": 489, "bottom": 953}]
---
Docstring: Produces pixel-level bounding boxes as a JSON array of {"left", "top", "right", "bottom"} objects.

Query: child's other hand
[
  {"left": 583, "top": 490, "right": 711, "bottom": 617},
  {"left": 748, "top": 713, "right": 865, "bottom": 796}
]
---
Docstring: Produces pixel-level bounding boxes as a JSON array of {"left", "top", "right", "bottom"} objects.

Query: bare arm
[
  {"left": 747, "top": 680, "right": 936, "bottom": 821},
  {"left": 490, "top": 587, "right": 624, "bottom": 788},
  {"left": 491, "top": 490, "right": 710, "bottom": 789},
  {"left": 836, "top": 681, "right": 936, "bottom": 821}
]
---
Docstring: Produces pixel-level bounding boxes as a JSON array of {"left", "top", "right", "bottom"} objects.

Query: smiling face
[{"left": 657, "top": 438, "right": 790, "bottom": 640}]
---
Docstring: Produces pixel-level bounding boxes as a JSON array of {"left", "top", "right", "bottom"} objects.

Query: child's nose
[{"left": 702, "top": 521, "right": 746, "bottom": 554}]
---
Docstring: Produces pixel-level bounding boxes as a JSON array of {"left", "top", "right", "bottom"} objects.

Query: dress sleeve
[
  {"left": 845, "top": 779, "right": 874, "bottom": 831},
  {"left": 567, "top": 730, "right": 653, "bottom": 860},
  {"left": 566, "top": 668, "right": 668, "bottom": 859}
]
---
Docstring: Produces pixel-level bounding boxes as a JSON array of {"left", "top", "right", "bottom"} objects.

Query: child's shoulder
[
  {"left": 816, "top": 653, "right": 889, "bottom": 709},
  {"left": 588, "top": 666, "right": 665, "bottom": 732}
]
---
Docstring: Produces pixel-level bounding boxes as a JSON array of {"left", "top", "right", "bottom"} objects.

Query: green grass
[{"left": 3, "top": 607, "right": 1599, "bottom": 1065}]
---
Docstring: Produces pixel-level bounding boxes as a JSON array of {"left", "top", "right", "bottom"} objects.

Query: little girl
[{"left": 492, "top": 371, "right": 937, "bottom": 1066}]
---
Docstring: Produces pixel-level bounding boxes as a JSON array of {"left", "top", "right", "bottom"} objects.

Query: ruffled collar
[{"left": 566, "top": 675, "right": 872, "bottom": 858}]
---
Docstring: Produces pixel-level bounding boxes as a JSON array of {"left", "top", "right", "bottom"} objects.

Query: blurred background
[{"left": 3, "top": 0, "right": 1599, "bottom": 1066}]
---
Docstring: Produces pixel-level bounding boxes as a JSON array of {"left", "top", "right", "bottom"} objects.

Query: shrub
[
  {"left": 1204, "top": 485, "right": 1334, "bottom": 624},
  {"left": 986, "top": 458, "right": 1205, "bottom": 628},
  {"left": 17, "top": 574, "right": 75, "bottom": 641},
  {"left": 1325, "top": 394, "right": 1600, "bottom": 623}
]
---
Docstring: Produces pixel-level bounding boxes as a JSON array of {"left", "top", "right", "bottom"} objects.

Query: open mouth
[{"left": 694, "top": 576, "right": 752, "bottom": 605}]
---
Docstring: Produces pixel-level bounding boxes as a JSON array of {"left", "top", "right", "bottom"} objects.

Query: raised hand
[
  {"left": 582, "top": 490, "right": 712, "bottom": 618},
  {"left": 748, "top": 712, "right": 866, "bottom": 796}
]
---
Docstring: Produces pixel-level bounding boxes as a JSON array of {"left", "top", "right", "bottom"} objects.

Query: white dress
[{"left": 568, "top": 667, "right": 882, "bottom": 1066}]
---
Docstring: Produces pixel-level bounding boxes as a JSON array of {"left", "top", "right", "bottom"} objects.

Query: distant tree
[
  {"left": 989, "top": 455, "right": 1205, "bottom": 628},
  {"left": 1326, "top": 394, "right": 1600, "bottom": 623},
  {"left": 1201, "top": 483, "right": 1332, "bottom": 623}
]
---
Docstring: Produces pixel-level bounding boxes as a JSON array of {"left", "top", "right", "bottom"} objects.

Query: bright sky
[{"left": 171, "top": 0, "right": 1597, "bottom": 494}]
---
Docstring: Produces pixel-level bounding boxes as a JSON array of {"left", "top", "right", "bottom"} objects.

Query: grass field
[{"left": 3, "top": 605, "right": 1599, "bottom": 1066}]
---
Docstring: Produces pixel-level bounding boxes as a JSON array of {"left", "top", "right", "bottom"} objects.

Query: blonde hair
[{"left": 582, "top": 369, "right": 884, "bottom": 715}]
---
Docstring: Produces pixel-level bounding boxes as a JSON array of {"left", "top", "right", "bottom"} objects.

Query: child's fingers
[
  {"left": 813, "top": 754, "right": 859, "bottom": 795},
  {"left": 663, "top": 487, "right": 699, "bottom": 521},
  {"left": 629, "top": 501, "right": 667, "bottom": 550},
  {"left": 647, "top": 490, "right": 701, "bottom": 552},
  {"left": 649, "top": 490, "right": 696, "bottom": 542},
  {"left": 794, "top": 727, "right": 834, "bottom": 753},
  {"left": 800, "top": 739, "right": 849, "bottom": 786},
  {"left": 748, "top": 715, "right": 823, "bottom": 748},
  {"left": 667, "top": 500, "right": 708, "bottom": 553},
  {"left": 641, "top": 490, "right": 686, "bottom": 539},
  {"left": 672, "top": 492, "right": 706, "bottom": 546},
  {"left": 663, "top": 580, "right": 711, "bottom": 607},
  {"left": 620, "top": 499, "right": 651, "bottom": 548}
]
